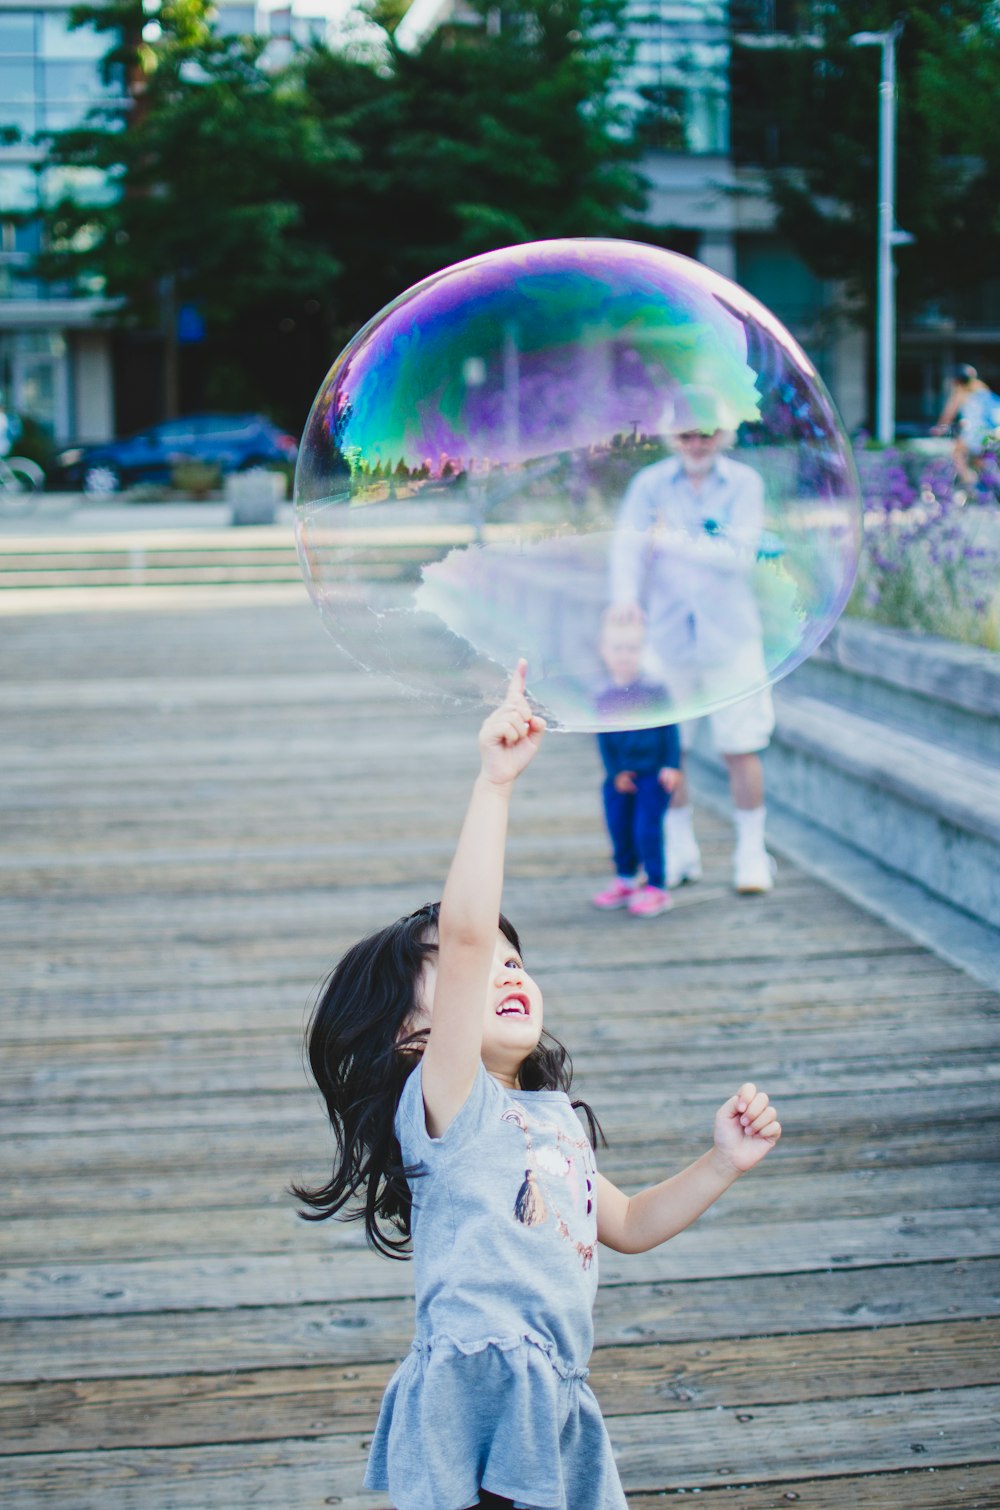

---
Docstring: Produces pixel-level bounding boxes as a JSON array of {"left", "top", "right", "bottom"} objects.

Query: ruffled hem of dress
[
  {"left": 411, "top": 1329, "right": 590, "bottom": 1379},
  {"left": 364, "top": 1331, "right": 624, "bottom": 1509}
]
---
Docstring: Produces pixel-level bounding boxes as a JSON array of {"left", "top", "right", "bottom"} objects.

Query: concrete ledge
[
  {"left": 774, "top": 691, "right": 1000, "bottom": 847},
  {"left": 790, "top": 620, "right": 1000, "bottom": 764},
  {"left": 818, "top": 619, "right": 1000, "bottom": 719}
]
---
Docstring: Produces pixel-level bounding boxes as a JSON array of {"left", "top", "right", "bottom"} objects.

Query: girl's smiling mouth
[{"left": 497, "top": 993, "right": 530, "bottom": 1017}]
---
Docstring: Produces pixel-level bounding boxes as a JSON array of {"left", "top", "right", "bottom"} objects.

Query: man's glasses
[{"left": 676, "top": 429, "right": 718, "bottom": 442}]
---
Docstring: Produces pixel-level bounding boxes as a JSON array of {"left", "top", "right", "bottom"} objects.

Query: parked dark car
[{"left": 55, "top": 413, "right": 298, "bottom": 495}]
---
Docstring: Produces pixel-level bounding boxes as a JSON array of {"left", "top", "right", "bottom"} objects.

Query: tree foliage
[
  {"left": 731, "top": 0, "right": 1000, "bottom": 322},
  {"left": 40, "top": 0, "right": 645, "bottom": 427},
  {"left": 298, "top": 0, "right": 643, "bottom": 346}
]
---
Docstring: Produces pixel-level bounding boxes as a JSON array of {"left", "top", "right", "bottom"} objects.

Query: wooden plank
[
  {"left": 2, "top": 1151, "right": 997, "bottom": 1261},
  {"left": 9, "top": 978, "right": 985, "bottom": 1043},
  {"left": 3, "top": 1387, "right": 999, "bottom": 1508},
  {"left": 3, "top": 965, "right": 992, "bottom": 1043},
  {"left": 7, "top": 1078, "right": 999, "bottom": 1141},
  {"left": 4, "top": 1320, "right": 997, "bottom": 1455},
  {"left": 609, "top": 1386, "right": 1000, "bottom": 1491},
  {"left": 5, "top": 1154, "right": 992, "bottom": 1225},
  {"left": 778, "top": 690, "right": 1000, "bottom": 839},
  {"left": 3, "top": 1207, "right": 999, "bottom": 1317},
  {"left": 6, "top": 1009, "right": 998, "bottom": 1079},
  {"left": 3, "top": 1259, "right": 998, "bottom": 1384},
  {"left": 822, "top": 618, "right": 1000, "bottom": 722},
  {"left": 627, "top": 1465, "right": 1000, "bottom": 1509},
  {"left": 0, "top": 947, "right": 986, "bottom": 1009},
  {"left": 3, "top": 1033, "right": 997, "bottom": 1104}
]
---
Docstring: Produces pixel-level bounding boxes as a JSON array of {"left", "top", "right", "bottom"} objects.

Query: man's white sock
[{"left": 733, "top": 805, "right": 767, "bottom": 850}]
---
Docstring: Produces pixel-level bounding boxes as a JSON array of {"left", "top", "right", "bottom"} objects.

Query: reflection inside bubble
[{"left": 294, "top": 238, "right": 862, "bottom": 732}]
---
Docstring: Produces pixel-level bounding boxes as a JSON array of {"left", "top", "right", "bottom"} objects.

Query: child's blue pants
[{"left": 602, "top": 771, "right": 670, "bottom": 889}]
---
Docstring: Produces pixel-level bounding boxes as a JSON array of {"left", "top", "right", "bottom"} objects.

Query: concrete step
[
  {"left": 689, "top": 676, "right": 1000, "bottom": 930},
  {"left": 0, "top": 529, "right": 434, "bottom": 590}
]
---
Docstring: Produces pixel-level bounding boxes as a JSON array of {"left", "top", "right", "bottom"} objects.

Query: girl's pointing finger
[{"left": 507, "top": 659, "right": 529, "bottom": 699}]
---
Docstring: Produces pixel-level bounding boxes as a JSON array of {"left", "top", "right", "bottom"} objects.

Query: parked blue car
[{"left": 56, "top": 413, "right": 298, "bottom": 495}]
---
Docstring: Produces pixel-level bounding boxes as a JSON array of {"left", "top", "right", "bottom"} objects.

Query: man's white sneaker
[
  {"left": 733, "top": 847, "right": 776, "bottom": 895},
  {"left": 667, "top": 839, "right": 703, "bottom": 888}
]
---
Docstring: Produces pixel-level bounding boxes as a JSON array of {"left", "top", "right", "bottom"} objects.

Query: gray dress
[{"left": 364, "top": 1061, "right": 627, "bottom": 1509}]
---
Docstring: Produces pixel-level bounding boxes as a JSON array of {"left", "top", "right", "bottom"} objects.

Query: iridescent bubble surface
[{"left": 294, "top": 238, "right": 862, "bottom": 731}]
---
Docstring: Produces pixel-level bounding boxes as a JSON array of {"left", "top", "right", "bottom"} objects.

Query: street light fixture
[{"left": 850, "top": 21, "right": 912, "bottom": 446}]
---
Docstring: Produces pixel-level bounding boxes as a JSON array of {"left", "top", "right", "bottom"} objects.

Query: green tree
[
  {"left": 730, "top": 0, "right": 1000, "bottom": 325},
  {"left": 41, "top": 1, "right": 346, "bottom": 425},
  {"left": 40, "top": 0, "right": 645, "bottom": 427},
  {"left": 297, "top": 0, "right": 645, "bottom": 349}
]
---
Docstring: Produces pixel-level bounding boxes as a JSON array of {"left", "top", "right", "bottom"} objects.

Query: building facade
[
  {"left": 7, "top": 0, "right": 995, "bottom": 450},
  {"left": 399, "top": 0, "right": 1000, "bottom": 433},
  {"left": 613, "top": 0, "right": 870, "bottom": 430},
  {"left": 634, "top": 0, "right": 1000, "bottom": 429},
  {"left": 0, "top": 0, "right": 330, "bottom": 452},
  {"left": 0, "top": 0, "right": 122, "bottom": 446}
]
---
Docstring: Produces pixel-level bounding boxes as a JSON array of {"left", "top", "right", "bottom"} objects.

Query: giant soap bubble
[{"left": 294, "top": 239, "right": 862, "bottom": 731}]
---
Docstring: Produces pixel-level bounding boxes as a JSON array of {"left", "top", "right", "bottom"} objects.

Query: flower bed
[{"left": 848, "top": 443, "right": 1000, "bottom": 651}]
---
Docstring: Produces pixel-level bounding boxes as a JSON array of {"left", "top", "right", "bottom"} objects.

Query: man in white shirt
[{"left": 608, "top": 391, "right": 776, "bottom": 894}]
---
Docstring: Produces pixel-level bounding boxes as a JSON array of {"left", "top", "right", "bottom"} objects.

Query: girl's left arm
[
  {"left": 420, "top": 662, "right": 544, "bottom": 1138},
  {"left": 596, "top": 1083, "right": 781, "bottom": 1254}
]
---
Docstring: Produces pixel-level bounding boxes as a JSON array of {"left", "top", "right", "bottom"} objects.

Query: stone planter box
[{"left": 226, "top": 469, "right": 286, "bottom": 526}]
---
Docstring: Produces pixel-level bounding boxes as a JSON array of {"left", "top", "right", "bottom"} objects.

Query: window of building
[
  {"left": 0, "top": 11, "right": 35, "bottom": 49},
  {"left": 213, "top": 4, "right": 260, "bottom": 36},
  {"left": 0, "top": 8, "right": 123, "bottom": 142},
  {"left": 0, "top": 10, "right": 123, "bottom": 303},
  {"left": 623, "top": 0, "right": 730, "bottom": 155},
  {"left": 0, "top": 56, "right": 38, "bottom": 137},
  {"left": 39, "top": 11, "right": 107, "bottom": 58}
]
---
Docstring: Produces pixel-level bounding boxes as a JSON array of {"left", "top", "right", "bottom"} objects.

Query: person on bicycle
[{"left": 932, "top": 364, "right": 1000, "bottom": 491}]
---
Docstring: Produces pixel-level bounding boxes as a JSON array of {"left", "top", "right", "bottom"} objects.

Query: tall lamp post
[{"left": 850, "top": 22, "right": 911, "bottom": 446}]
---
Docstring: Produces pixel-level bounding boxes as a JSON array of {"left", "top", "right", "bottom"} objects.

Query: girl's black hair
[{"left": 292, "top": 901, "right": 603, "bottom": 1258}]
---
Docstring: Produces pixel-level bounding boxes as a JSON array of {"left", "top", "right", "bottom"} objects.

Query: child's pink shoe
[
  {"left": 627, "top": 884, "right": 672, "bottom": 918},
  {"left": 591, "top": 878, "right": 638, "bottom": 910}
]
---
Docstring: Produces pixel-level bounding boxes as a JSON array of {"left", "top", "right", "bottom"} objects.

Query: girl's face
[{"left": 408, "top": 930, "right": 544, "bottom": 1086}]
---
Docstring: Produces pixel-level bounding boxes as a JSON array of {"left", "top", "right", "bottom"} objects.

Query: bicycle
[{"left": 0, "top": 453, "right": 46, "bottom": 518}]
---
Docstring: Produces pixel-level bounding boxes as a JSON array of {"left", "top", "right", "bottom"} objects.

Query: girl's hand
[
  {"left": 713, "top": 1083, "right": 781, "bottom": 1174},
  {"left": 605, "top": 601, "right": 645, "bottom": 627},
  {"left": 613, "top": 770, "right": 637, "bottom": 794},
  {"left": 659, "top": 766, "right": 682, "bottom": 793},
  {"left": 478, "top": 660, "right": 546, "bottom": 787}
]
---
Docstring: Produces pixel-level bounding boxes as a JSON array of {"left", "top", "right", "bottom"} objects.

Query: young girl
[{"left": 295, "top": 660, "right": 782, "bottom": 1510}]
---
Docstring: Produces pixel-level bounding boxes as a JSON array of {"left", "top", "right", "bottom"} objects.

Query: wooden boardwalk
[{"left": 1, "top": 594, "right": 998, "bottom": 1509}]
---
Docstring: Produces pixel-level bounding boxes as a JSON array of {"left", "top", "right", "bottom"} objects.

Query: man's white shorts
[{"left": 655, "top": 650, "right": 775, "bottom": 756}]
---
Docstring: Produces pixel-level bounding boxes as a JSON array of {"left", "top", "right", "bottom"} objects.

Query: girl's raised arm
[{"left": 420, "top": 661, "right": 545, "bottom": 1137}]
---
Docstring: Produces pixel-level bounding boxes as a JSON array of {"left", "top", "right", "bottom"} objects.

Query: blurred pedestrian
[{"left": 608, "top": 387, "right": 777, "bottom": 895}]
